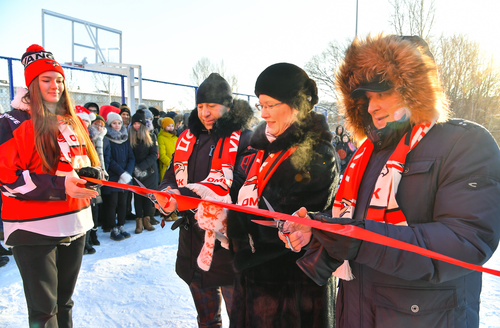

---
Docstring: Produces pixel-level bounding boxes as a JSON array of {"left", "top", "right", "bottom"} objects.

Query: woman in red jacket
[{"left": 0, "top": 44, "right": 100, "bottom": 328}]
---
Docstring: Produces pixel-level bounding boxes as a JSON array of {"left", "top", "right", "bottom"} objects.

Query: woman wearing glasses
[{"left": 225, "top": 63, "right": 340, "bottom": 327}]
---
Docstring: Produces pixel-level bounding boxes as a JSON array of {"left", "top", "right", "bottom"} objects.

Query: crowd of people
[{"left": 1, "top": 34, "right": 500, "bottom": 328}]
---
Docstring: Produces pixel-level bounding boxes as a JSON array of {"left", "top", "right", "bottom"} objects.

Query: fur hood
[
  {"left": 187, "top": 98, "right": 254, "bottom": 138},
  {"left": 10, "top": 87, "right": 30, "bottom": 112},
  {"left": 336, "top": 34, "right": 450, "bottom": 140}
]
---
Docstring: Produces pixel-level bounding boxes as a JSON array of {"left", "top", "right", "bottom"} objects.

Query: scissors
[
  {"left": 253, "top": 197, "right": 299, "bottom": 253},
  {"left": 133, "top": 178, "right": 172, "bottom": 216}
]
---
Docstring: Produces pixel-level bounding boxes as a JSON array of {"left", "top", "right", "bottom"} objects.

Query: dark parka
[
  {"left": 131, "top": 132, "right": 159, "bottom": 190},
  {"left": 227, "top": 112, "right": 340, "bottom": 328},
  {"left": 328, "top": 34, "right": 500, "bottom": 328},
  {"left": 102, "top": 125, "right": 135, "bottom": 194},
  {"left": 159, "top": 99, "right": 256, "bottom": 288}
]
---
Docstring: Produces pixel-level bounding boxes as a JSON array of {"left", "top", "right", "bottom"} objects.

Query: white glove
[
  {"left": 118, "top": 171, "right": 132, "bottom": 184},
  {"left": 195, "top": 199, "right": 229, "bottom": 271}
]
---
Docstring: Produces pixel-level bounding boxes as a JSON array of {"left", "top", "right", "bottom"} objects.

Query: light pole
[{"left": 355, "top": 0, "right": 359, "bottom": 38}]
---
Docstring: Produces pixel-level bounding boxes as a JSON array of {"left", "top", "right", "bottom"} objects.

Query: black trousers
[
  {"left": 12, "top": 235, "right": 85, "bottom": 328},
  {"left": 102, "top": 191, "right": 127, "bottom": 229},
  {"left": 134, "top": 194, "right": 152, "bottom": 218}
]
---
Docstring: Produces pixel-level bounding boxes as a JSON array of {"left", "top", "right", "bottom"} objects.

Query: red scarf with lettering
[
  {"left": 173, "top": 129, "right": 241, "bottom": 203},
  {"left": 331, "top": 121, "right": 434, "bottom": 279},
  {"left": 237, "top": 146, "right": 297, "bottom": 207},
  {"left": 56, "top": 115, "right": 91, "bottom": 176}
]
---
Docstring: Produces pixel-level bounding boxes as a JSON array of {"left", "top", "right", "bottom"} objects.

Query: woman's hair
[
  {"left": 129, "top": 123, "right": 153, "bottom": 148},
  {"left": 22, "top": 76, "right": 100, "bottom": 173}
]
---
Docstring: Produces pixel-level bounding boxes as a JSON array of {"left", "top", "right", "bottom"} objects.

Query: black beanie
[
  {"left": 110, "top": 101, "right": 121, "bottom": 109},
  {"left": 196, "top": 73, "right": 233, "bottom": 107},
  {"left": 148, "top": 106, "right": 160, "bottom": 117},
  {"left": 254, "top": 63, "right": 319, "bottom": 110},
  {"left": 131, "top": 109, "right": 146, "bottom": 125}
]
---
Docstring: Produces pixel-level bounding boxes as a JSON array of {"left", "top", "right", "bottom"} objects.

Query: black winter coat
[
  {"left": 334, "top": 119, "right": 500, "bottom": 328},
  {"left": 131, "top": 132, "right": 159, "bottom": 190},
  {"left": 159, "top": 99, "right": 255, "bottom": 288},
  {"left": 227, "top": 112, "right": 340, "bottom": 328}
]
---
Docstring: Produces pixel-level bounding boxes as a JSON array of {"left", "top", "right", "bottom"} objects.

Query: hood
[
  {"left": 187, "top": 98, "right": 254, "bottom": 138},
  {"left": 335, "top": 34, "right": 449, "bottom": 140}
]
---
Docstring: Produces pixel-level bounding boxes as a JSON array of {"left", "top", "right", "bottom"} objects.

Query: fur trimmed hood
[
  {"left": 336, "top": 34, "right": 450, "bottom": 140},
  {"left": 187, "top": 98, "right": 254, "bottom": 138},
  {"left": 10, "top": 87, "right": 30, "bottom": 112}
]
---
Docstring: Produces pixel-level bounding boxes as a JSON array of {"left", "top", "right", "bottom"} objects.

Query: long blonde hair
[
  {"left": 22, "top": 76, "right": 100, "bottom": 173},
  {"left": 129, "top": 123, "right": 153, "bottom": 148}
]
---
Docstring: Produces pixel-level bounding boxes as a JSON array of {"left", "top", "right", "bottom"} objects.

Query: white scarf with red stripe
[
  {"left": 173, "top": 129, "right": 241, "bottom": 203},
  {"left": 332, "top": 121, "right": 434, "bottom": 280},
  {"left": 56, "top": 116, "right": 91, "bottom": 176}
]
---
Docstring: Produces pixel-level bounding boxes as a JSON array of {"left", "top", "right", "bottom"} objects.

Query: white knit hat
[{"left": 106, "top": 112, "right": 123, "bottom": 125}]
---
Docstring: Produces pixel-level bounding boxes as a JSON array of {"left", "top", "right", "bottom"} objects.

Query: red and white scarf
[
  {"left": 56, "top": 116, "right": 91, "bottom": 176},
  {"left": 332, "top": 121, "right": 434, "bottom": 280},
  {"left": 237, "top": 147, "right": 297, "bottom": 208},
  {"left": 173, "top": 129, "right": 241, "bottom": 202}
]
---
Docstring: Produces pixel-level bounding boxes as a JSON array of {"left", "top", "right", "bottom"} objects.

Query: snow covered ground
[{"left": 1, "top": 216, "right": 499, "bottom": 327}]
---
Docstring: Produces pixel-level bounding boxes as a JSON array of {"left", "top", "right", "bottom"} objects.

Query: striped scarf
[
  {"left": 56, "top": 116, "right": 91, "bottom": 176},
  {"left": 332, "top": 121, "right": 434, "bottom": 280}
]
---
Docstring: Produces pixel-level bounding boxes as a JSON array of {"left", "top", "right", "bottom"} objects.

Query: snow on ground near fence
[{"left": 1, "top": 216, "right": 499, "bottom": 327}]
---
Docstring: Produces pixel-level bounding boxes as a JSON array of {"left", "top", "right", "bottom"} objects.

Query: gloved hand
[
  {"left": 118, "top": 171, "right": 132, "bottom": 184},
  {"left": 311, "top": 212, "right": 365, "bottom": 261},
  {"left": 194, "top": 199, "right": 229, "bottom": 271},
  {"left": 133, "top": 166, "right": 148, "bottom": 179},
  {"left": 76, "top": 167, "right": 105, "bottom": 189},
  {"left": 296, "top": 235, "right": 344, "bottom": 286}
]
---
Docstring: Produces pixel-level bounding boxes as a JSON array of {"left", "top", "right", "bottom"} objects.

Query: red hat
[
  {"left": 21, "top": 44, "right": 65, "bottom": 88},
  {"left": 99, "top": 105, "right": 121, "bottom": 122},
  {"left": 75, "top": 105, "right": 96, "bottom": 123}
]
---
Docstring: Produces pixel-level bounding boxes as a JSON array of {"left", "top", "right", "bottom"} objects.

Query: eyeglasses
[
  {"left": 93, "top": 123, "right": 105, "bottom": 129},
  {"left": 255, "top": 102, "right": 283, "bottom": 111}
]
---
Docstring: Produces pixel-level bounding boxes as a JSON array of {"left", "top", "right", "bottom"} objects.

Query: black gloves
[
  {"left": 296, "top": 236, "right": 344, "bottom": 286},
  {"left": 311, "top": 212, "right": 365, "bottom": 261},
  {"left": 76, "top": 167, "right": 105, "bottom": 189}
]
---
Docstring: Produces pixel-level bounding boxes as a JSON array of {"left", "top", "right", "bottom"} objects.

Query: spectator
[
  {"left": 157, "top": 116, "right": 177, "bottom": 182},
  {"left": 120, "top": 104, "right": 131, "bottom": 127},
  {"left": 75, "top": 105, "right": 96, "bottom": 129},
  {"left": 129, "top": 110, "right": 159, "bottom": 233},
  {"left": 84, "top": 102, "right": 100, "bottom": 115},
  {"left": 102, "top": 111, "right": 135, "bottom": 241}
]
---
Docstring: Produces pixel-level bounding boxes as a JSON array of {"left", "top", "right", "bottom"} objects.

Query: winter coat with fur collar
[
  {"left": 159, "top": 99, "right": 256, "bottom": 289},
  {"left": 226, "top": 111, "right": 339, "bottom": 328},
  {"left": 330, "top": 34, "right": 500, "bottom": 328}
]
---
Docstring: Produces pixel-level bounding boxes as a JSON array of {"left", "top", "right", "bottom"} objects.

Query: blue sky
[{"left": 1, "top": 0, "right": 499, "bottom": 108}]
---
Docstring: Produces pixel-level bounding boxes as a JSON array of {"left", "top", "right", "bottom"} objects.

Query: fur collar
[
  {"left": 336, "top": 34, "right": 449, "bottom": 140},
  {"left": 187, "top": 98, "right": 254, "bottom": 138},
  {"left": 105, "top": 124, "right": 128, "bottom": 144},
  {"left": 89, "top": 125, "right": 107, "bottom": 140},
  {"left": 251, "top": 111, "right": 332, "bottom": 153},
  {"left": 10, "top": 87, "right": 30, "bottom": 112}
]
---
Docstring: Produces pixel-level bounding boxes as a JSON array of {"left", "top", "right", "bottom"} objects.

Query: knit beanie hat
[
  {"left": 75, "top": 105, "right": 96, "bottom": 123},
  {"left": 120, "top": 105, "right": 131, "bottom": 116},
  {"left": 93, "top": 115, "right": 105, "bottom": 124},
  {"left": 100, "top": 105, "right": 121, "bottom": 122},
  {"left": 149, "top": 106, "right": 160, "bottom": 117},
  {"left": 254, "top": 63, "right": 318, "bottom": 110},
  {"left": 142, "top": 108, "right": 153, "bottom": 120},
  {"left": 21, "top": 44, "right": 65, "bottom": 88},
  {"left": 137, "top": 103, "right": 148, "bottom": 111},
  {"left": 196, "top": 73, "right": 232, "bottom": 107},
  {"left": 160, "top": 117, "right": 175, "bottom": 129},
  {"left": 131, "top": 109, "right": 146, "bottom": 125},
  {"left": 110, "top": 101, "right": 121, "bottom": 109},
  {"left": 106, "top": 112, "right": 123, "bottom": 125}
]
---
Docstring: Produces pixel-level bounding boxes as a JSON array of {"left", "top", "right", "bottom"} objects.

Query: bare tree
[
  {"left": 190, "top": 58, "right": 239, "bottom": 92},
  {"left": 435, "top": 34, "right": 500, "bottom": 140},
  {"left": 304, "top": 40, "right": 350, "bottom": 103},
  {"left": 389, "top": 0, "right": 436, "bottom": 41},
  {"left": 91, "top": 72, "right": 120, "bottom": 104}
]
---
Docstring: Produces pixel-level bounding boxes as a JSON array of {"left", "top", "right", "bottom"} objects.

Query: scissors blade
[
  {"left": 134, "top": 177, "right": 147, "bottom": 189},
  {"left": 252, "top": 219, "right": 279, "bottom": 228},
  {"left": 262, "top": 196, "right": 275, "bottom": 212}
]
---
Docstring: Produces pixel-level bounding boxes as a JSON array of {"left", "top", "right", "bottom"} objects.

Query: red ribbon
[{"left": 83, "top": 177, "right": 500, "bottom": 277}]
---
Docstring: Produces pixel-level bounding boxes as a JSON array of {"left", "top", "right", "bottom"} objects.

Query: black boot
[
  {"left": 90, "top": 228, "right": 100, "bottom": 246},
  {"left": 83, "top": 231, "right": 96, "bottom": 255},
  {"left": 0, "top": 244, "right": 12, "bottom": 256},
  {"left": 0, "top": 256, "right": 8, "bottom": 268}
]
